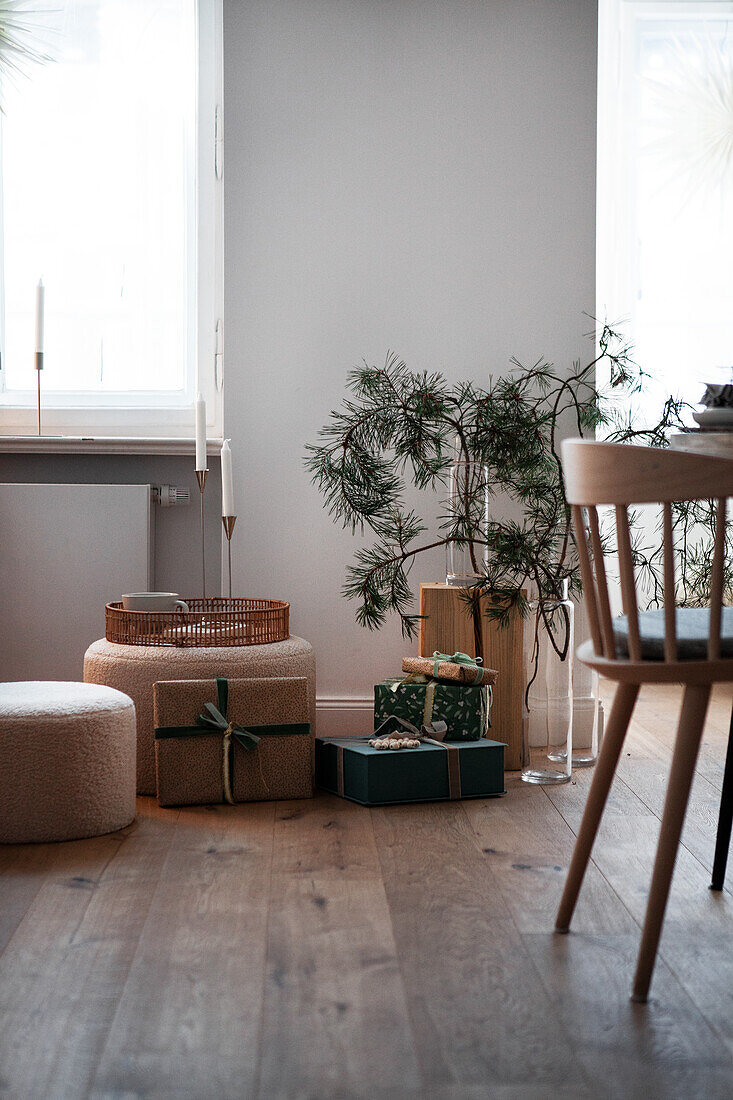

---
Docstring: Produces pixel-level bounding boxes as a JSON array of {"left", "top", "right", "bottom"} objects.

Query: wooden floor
[{"left": 2, "top": 685, "right": 733, "bottom": 1099}]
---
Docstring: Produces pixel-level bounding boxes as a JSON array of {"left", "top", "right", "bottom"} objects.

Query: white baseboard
[
  {"left": 316, "top": 696, "right": 373, "bottom": 737},
  {"left": 316, "top": 694, "right": 605, "bottom": 746}
]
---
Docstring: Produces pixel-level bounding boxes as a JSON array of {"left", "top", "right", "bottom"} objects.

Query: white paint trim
[
  {"left": 316, "top": 692, "right": 605, "bottom": 746},
  {"left": 0, "top": 435, "right": 224, "bottom": 455}
]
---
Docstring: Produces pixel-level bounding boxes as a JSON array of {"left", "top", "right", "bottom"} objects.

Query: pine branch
[{"left": 305, "top": 321, "right": 708, "bottom": 654}]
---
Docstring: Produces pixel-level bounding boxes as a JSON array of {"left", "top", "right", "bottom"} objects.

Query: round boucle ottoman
[
  {"left": 84, "top": 636, "right": 317, "bottom": 795},
  {"left": 0, "top": 681, "right": 136, "bottom": 844}
]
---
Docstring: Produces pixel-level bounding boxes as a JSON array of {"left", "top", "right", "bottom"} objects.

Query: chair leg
[
  {"left": 631, "top": 683, "right": 711, "bottom": 1004},
  {"left": 555, "top": 682, "right": 639, "bottom": 934},
  {"left": 711, "top": 702, "right": 733, "bottom": 891}
]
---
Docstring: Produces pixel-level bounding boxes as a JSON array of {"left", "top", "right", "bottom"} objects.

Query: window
[
  {"left": 0, "top": 0, "right": 222, "bottom": 435},
  {"left": 598, "top": 0, "right": 733, "bottom": 421}
]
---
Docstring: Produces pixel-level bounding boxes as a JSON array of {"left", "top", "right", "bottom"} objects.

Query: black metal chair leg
[{"left": 711, "top": 704, "right": 733, "bottom": 891}]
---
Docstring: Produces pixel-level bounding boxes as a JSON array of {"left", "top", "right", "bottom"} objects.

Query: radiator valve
[{"left": 152, "top": 484, "right": 191, "bottom": 507}]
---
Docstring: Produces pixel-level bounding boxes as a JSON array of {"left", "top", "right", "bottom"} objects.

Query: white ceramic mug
[{"left": 121, "top": 592, "right": 189, "bottom": 613}]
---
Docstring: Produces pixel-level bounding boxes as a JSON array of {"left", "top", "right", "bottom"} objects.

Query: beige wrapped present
[
  {"left": 154, "top": 676, "right": 313, "bottom": 807},
  {"left": 401, "top": 653, "right": 498, "bottom": 685}
]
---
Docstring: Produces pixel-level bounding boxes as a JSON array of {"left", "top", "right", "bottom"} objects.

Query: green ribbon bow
[
  {"left": 195, "top": 678, "right": 262, "bottom": 752},
  {"left": 432, "top": 651, "right": 484, "bottom": 683},
  {"left": 155, "top": 678, "right": 261, "bottom": 750}
]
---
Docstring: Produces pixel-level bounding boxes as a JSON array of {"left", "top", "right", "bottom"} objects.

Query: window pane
[
  {"left": 1, "top": 0, "right": 196, "bottom": 399},
  {"left": 623, "top": 10, "right": 733, "bottom": 416}
]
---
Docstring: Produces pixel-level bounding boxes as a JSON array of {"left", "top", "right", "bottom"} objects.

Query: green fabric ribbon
[
  {"left": 195, "top": 678, "right": 262, "bottom": 752},
  {"left": 432, "top": 651, "right": 484, "bottom": 684},
  {"left": 154, "top": 678, "right": 261, "bottom": 748}
]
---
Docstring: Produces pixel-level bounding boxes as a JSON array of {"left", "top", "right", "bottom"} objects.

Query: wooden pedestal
[{"left": 418, "top": 583, "right": 524, "bottom": 770}]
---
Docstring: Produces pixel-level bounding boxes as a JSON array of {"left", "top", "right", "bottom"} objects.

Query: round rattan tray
[{"left": 105, "top": 598, "right": 290, "bottom": 648}]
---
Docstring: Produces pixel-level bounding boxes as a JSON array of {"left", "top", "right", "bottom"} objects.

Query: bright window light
[
  {"left": 598, "top": 2, "right": 733, "bottom": 418},
  {"left": 0, "top": 0, "right": 197, "bottom": 406}
]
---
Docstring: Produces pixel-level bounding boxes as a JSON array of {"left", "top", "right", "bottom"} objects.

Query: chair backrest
[{"left": 561, "top": 439, "right": 733, "bottom": 663}]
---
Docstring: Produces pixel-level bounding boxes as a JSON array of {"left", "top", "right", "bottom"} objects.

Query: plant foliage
[{"left": 305, "top": 323, "right": 723, "bottom": 657}]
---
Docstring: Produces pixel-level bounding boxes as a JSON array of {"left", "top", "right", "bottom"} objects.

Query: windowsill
[{"left": 0, "top": 435, "right": 224, "bottom": 456}]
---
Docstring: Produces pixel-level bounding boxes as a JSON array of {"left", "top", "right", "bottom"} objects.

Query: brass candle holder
[
  {"left": 196, "top": 468, "right": 208, "bottom": 597},
  {"left": 35, "top": 351, "right": 43, "bottom": 435},
  {"left": 222, "top": 515, "right": 236, "bottom": 597}
]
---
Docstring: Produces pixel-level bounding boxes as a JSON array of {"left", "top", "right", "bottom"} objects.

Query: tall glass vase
[
  {"left": 445, "top": 459, "right": 489, "bottom": 586},
  {"left": 571, "top": 669, "right": 602, "bottom": 768},
  {"left": 521, "top": 586, "right": 574, "bottom": 785}
]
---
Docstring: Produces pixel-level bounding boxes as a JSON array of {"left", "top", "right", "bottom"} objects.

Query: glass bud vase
[
  {"left": 445, "top": 459, "right": 489, "bottom": 586},
  {"left": 571, "top": 669, "right": 602, "bottom": 768},
  {"left": 521, "top": 586, "right": 574, "bottom": 785}
]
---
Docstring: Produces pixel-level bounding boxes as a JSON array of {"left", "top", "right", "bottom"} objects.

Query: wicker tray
[{"left": 105, "top": 598, "right": 290, "bottom": 648}]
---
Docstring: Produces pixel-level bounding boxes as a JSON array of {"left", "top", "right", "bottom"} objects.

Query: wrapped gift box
[
  {"left": 316, "top": 735, "right": 505, "bottom": 806},
  {"left": 154, "top": 676, "right": 313, "bottom": 807},
  {"left": 374, "top": 677, "right": 492, "bottom": 742},
  {"left": 401, "top": 654, "right": 497, "bottom": 685}
]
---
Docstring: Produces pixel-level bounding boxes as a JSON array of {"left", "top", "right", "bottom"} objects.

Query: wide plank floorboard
[
  {"left": 90, "top": 802, "right": 275, "bottom": 1100},
  {"left": 466, "top": 776, "right": 733, "bottom": 1098},
  {"left": 1, "top": 685, "right": 732, "bottom": 1098},
  {"left": 372, "top": 801, "right": 591, "bottom": 1095},
  {"left": 255, "top": 795, "right": 421, "bottom": 1099}
]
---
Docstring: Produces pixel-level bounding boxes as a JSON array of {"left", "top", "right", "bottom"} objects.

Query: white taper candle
[
  {"left": 195, "top": 392, "right": 207, "bottom": 471},
  {"left": 35, "top": 278, "right": 45, "bottom": 356},
  {"left": 221, "top": 438, "right": 234, "bottom": 515}
]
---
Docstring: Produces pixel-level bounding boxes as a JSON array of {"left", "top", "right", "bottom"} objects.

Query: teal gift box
[
  {"left": 315, "top": 735, "right": 505, "bottom": 806},
  {"left": 374, "top": 677, "right": 491, "bottom": 741}
]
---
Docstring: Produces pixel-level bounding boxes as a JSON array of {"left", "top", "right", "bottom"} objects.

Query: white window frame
[{"left": 0, "top": 0, "right": 223, "bottom": 440}]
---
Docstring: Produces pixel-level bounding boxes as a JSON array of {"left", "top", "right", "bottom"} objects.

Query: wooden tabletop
[{"left": 671, "top": 431, "right": 733, "bottom": 459}]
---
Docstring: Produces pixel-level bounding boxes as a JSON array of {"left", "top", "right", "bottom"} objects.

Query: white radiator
[{"left": 0, "top": 483, "right": 152, "bottom": 681}]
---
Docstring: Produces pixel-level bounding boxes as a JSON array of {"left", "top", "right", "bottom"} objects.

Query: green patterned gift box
[{"left": 374, "top": 676, "right": 492, "bottom": 742}]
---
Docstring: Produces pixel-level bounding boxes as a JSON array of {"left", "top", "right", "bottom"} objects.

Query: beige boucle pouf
[
  {"left": 84, "top": 636, "right": 316, "bottom": 794},
  {"left": 0, "top": 681, "right": 136, "bottom": 844}
]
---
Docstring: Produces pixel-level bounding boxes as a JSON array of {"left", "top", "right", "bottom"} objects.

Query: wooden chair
[{"left": 556, "top": 439, "right": 733, "bottom": 1003}]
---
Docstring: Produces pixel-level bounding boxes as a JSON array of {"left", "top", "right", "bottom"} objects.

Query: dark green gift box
[
  {"left": 374, "top": 677, "right": 491, "bottom": 742},
  {"left": 315, "top": 736, "right": 505, "bottom": 806}
]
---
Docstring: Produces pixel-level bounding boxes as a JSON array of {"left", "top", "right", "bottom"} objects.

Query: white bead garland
[{"left": 368, "top": 736, "right": 421, "bottom": 750}]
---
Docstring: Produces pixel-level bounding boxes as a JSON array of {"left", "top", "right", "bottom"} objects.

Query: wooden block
[{"left": 418, "top": 583, "right": 524, "bottom": 770}]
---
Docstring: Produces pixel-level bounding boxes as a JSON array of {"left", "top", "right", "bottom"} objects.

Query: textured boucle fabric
[
  {"left": 154, "top": 676, "right": 313, "bottom": 806},
  {"left": 83, "top": 636, "right": 316, "bottom": 794},
  {"left": 0, "top": 681, "right": 136, "bottom": 844}
]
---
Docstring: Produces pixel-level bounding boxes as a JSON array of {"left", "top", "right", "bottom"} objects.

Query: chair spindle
[
  {"left": 588, "top": 506, "right": 616, "bottom": 659},
  {"left": 662, "top": 502, "right": 677, "bottom": 663},
  {"left": 709, "top": 498, "right": 727, "bottom": 661},
  {"left": 571, "top": 504, "right": 603, "bottom": 657},
  {"left": 616, "top": 504, "right": 642, "bottom": 662}
]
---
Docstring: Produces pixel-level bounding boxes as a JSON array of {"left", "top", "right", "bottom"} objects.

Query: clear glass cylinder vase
[
  {"left": 445, "top": 459, "right": 489, "bottom": 586},
  {"left": 522, "top": 587, "right": 574, "bottom": 785},
  {"left": 571, "top": 669, "right": 602, "bottom": 768}
]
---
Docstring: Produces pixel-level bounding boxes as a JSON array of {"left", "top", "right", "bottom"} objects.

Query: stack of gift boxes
[{"left": 151, "top": 653, "right": 505, "bottom": 808}]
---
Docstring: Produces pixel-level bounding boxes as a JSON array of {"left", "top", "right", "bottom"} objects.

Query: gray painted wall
[{"left": 222, "top": 0, "right": 598, "bottom": 706}]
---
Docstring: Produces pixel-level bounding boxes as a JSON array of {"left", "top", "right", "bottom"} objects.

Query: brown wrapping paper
[
  {"left": 154, "top": 676, "right": 313, "bottom": 807},
  {"left": 401, "top": 656, "right": 498, "bottom": 685}
]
